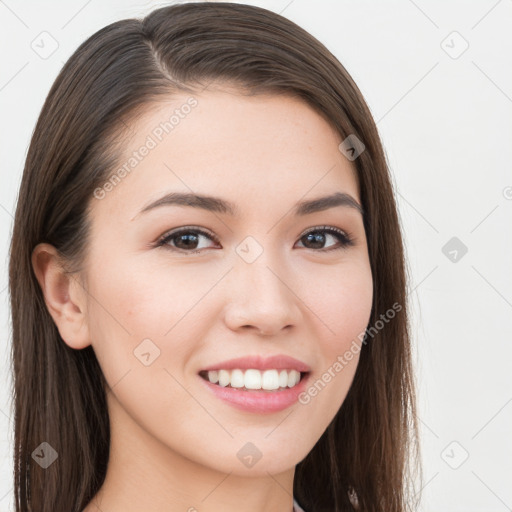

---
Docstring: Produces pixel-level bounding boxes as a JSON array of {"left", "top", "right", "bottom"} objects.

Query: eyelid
[
  {"left": 155, "top": 224, "right": 355, "bottom": 253},
  {"left": 301, "top": 225, "right": 349, "bottom": 237},
  {"left": 298, "top": 225, "right": 355, "bottom": 250},
  {"left": 155, "top": 225, "right": 220, "bottom": 247}
]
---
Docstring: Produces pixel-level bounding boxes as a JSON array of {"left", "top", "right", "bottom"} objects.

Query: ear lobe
[{"left": 31, "top": 243, "right": 91, "bottom": 350}]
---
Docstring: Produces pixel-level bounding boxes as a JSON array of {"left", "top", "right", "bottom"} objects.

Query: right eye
[{"left": 155, "top": 226, "right": 220, "bottom": 255}]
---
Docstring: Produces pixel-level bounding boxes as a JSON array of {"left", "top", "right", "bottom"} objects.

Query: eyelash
[{"left": 154, "top": 225, "right": 355, "bottom": 255}]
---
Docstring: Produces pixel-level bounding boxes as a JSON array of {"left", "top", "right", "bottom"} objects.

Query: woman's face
[{"left": 82, "top": 86, "right": 373, "bottom": 477}]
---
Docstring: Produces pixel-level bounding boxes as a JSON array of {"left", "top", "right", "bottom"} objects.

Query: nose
[{"left": 223, "top": 253, "right": 302, "bottom": 336}]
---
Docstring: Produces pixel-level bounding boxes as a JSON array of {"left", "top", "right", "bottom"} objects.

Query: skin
[{"left": 33, "top": 85, "right": 373, "bottom": 512}]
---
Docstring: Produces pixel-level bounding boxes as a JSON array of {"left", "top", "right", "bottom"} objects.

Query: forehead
[{"left": 92, "top": 88, "right": 360, "bottom": 220}]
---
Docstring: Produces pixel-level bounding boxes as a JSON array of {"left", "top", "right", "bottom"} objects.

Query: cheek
[
  {"left": 84, "top": 263, "right": 205, "bottom": 425},
  {"left": 302, "top": 259, "right": 373, "bottom": 350},
  {"left": 88, "top": 254, "right": 206, "bottom": 332},
  {"left": 294, "top": 260, "right": 372, "bottom": 415},
  {"left": 85, "top": 259, "right": 221, "bottom": 378},
  {"left": 329, "top": 280, "right": 373, "bottom": 349}
]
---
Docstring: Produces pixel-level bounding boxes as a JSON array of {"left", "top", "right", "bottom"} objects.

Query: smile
[
  {"left": 198, "top": 369, "right": 311, "bottom": 414},
  {"left": 199, "top": 368, "right": 305, "bottom": 391}
]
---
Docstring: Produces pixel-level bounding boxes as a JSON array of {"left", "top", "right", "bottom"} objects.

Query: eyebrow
[{"left": 133, "top": 191, "right": 363, "bottom": 220}]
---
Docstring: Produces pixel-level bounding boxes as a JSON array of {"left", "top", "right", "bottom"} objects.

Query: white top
[{"left": 293, "top": 497, "right": 306, "bottom": 512}]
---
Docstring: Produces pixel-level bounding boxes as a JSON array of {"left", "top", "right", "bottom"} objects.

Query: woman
[{"left": 9, "top": 2, "right": 421, "bottom": 511}]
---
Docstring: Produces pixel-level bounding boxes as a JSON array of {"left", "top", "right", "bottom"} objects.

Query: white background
[{"left": 1, "top": 1, "right": 511, "bottom": 510}]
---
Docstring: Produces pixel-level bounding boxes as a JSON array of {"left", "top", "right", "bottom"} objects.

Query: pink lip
[
  {"left": 198, "top": 372, "right": 311, "bottom": 414},
  {"left": 199, "top": 354, "right": 311, "bottom": 373}
]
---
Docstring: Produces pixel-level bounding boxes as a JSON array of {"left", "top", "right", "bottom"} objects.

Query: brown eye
[
  {"left": 155, "top": 225, "right": 354, "bottom": 255},
  {"left": 297, "top": 226, "right": 354, "bottom": 251},
  {"left": 156, "top": 227, "right": 219, "bottom": 254}
]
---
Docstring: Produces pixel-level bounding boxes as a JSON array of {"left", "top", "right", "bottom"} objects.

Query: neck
[{"left": 84, "top": 390, "right": 296, "bottom": 512}]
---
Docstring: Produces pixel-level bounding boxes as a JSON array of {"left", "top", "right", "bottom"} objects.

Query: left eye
[
  {"left": 155, "top": 225, "right": 354, "bottom": 254},
  {"left": 296, "top": 226, "right": 354, "bottom": 251}
]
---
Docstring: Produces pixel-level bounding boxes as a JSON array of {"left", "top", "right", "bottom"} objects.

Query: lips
[
  {"left": 198, "top": 369, "right": 312, "bottom": 413},
  {"left": 199, "top": 354, "right": 312, "bottom": 373}
]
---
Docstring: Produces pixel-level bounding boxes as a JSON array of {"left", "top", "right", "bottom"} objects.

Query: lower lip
[{"left": 198, "top": 372, "right": 311, "bottom": 414}]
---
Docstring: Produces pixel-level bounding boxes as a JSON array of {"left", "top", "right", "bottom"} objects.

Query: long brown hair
[{"left": 9, "top": 3, "right": 422, "bottom": 511}]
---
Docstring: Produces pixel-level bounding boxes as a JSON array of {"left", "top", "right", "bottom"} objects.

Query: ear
[{"left": 31, "top": 243, "right": 91, "bottom": 350}]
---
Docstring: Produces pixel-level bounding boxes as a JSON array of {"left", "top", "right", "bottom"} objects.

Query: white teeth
[
  {"left": 244, "top": 369, "right": 262, "bottom": 389},
  {"left": 279, "top": 370, "right": 289, "bottom": 388},
  {"left": 230, "top": 369, "right": 245, "bottom": 388},
  {"left": 218, "top": 369, "right": 230, "bottom": 387},
  {"left": 262, "top": 369, "right": 280, "bottom": 390},
  {"left": 206, "top": 369, "right": 302, "bottom": 390},
  {"left": 289, "top": 370, "right": 301, "bottom": 387},
  {"left": 208, "top": 370, "right": 219, "bottom": 384},
  {"left": 287, "top": 371, "right": 298, "bottom": 388}
]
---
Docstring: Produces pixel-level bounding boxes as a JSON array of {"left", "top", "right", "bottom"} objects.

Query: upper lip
[{"left": 200, "top": 355, "right": 311, "bottom": 373}]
